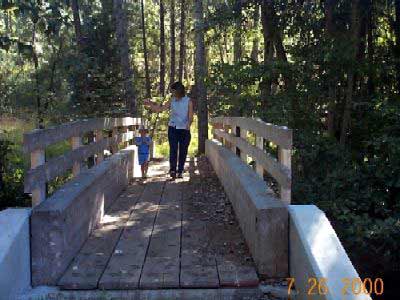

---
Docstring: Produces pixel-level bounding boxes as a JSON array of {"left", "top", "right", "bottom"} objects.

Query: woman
[{"left": 143, "top": 81, "right": 194, "bottom": 179}]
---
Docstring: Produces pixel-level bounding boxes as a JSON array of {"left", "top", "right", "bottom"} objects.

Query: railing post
[
  {"left": 95, "top": 129, "right": 104, "bottom": 164},
  {"left": 124, "top": 127, "right": 130, "bottom": 148},
  {"left": 256, "top": 136, "right": 264, "bottom": 178},
  {"left": 111, "top": 127, "right": 119, "bottom": 154},
  {"left": 71, "top": 136, "right": 82, "bottom": 176},
  {"left": 30, "top": 149, "right": 46, "bottom": 207},
  {"left": 278, "top": 147, "right": 291, "bottom": 204},
  {"left": 239, "top": 127, "right": 248, "bottom": 162}
]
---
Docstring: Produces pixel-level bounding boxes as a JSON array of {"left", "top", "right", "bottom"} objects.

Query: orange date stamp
[{"left": 286, "top": 277, "right": 384, "bottom": 297}]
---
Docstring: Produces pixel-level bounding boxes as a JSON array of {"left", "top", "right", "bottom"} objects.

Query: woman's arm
[
  {"left": 143, "top": 98, "right": 171, "bottom": 113},
  {"left": 187, "top": 99, "right": 194, "bottom": 129}
]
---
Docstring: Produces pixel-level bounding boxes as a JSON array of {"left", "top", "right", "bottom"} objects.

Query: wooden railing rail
[
  {"left": 210, "top": 117, "right": 292, "bottom": 204},
  {"left": 23, "top": 117, "right": 144, "bottom": 207}
]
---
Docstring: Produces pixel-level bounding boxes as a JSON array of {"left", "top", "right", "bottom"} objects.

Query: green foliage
[{"left": 0, "top": 132, "right": 30, "bottom": 211}]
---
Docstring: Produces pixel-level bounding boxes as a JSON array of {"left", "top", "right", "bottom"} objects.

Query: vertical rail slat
[
  {"left": 278, "top": 147, "right": 291, "bottom": 204},
  {"left": 31, "top": 149, "right": 46, "bottom": 207},
  {"left": 71, "top": 136, "right": 82, "bottom": 176},
  {"left": 239, "top": 128, "right": 248, "bottom": 162},
  {"left": 256, "top": 136, "right": 264, "bottom": 178},
  {"left": 95, "top": 129, "right": 104, "bottom": 164}
]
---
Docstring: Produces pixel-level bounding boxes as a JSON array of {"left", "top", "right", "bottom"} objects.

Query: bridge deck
[{"left": 57, "top": 157, "right": 259, "bottom": 290}]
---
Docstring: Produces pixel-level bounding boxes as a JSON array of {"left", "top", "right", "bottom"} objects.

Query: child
[{"left": 134, "top": 126, "right": 152, "bottom": 178}]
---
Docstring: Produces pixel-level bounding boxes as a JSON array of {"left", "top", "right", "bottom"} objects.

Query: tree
[
  {"left": 141, "top": 0, "right": 152, "bottom": 98},
  {"left": 113, "top": 0, "right": 137, "bottom": 115},
  {"left": 194, "top": 0, "right": 208, "bottom": 154},
  {"left": 160, "top": 0, "right": 166, "bottom": 97},
  {"left": 178, "top": 0, "right": 186, "bottom": 82},
  {"left": 170, "top": 0, "right": 176, "bottom": 84}
]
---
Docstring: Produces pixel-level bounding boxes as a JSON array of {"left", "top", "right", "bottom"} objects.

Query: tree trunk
[
  {"left": 260, "top": 1, "right": 274, "bottom": 107},
  {"left": 367, "top": 3, "right": 375, "bottom": 96},
  {"left": 194, "top": 0, "right": 208, "bottom": 154},
  {"left": 233, "top": 0, "right": 242, "bottom": 63},
  {"left": 251, "top": 4, "right": 260, "bottom": 62},
  {"left": 178, "top": 0, "right": 186, "bottom": 82},
  {"left": 141, "top": 0, "right": 152, "bottom": 98},
  {"left": 160, "top": 0, "right": 166, "bottom": 96},
  {"left": 170, "top": 0, "right": 176, "bottom": 84},
  {"left": 340, "top": 0, "right": 362, "bottom": 145},
  {"left": 113, "top": 0, "right": 137, "bottom": 115},
  {"left": 71, "top": 0, "right": 85, "bottom": 50},
  {"left": 393, "top": 0, "right": 400, "bottom": 90}
]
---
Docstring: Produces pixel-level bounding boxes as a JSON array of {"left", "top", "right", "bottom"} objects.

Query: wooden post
[
  {"left": 111, "top": 127, "right": 119, "bottom": 154},
  {"left": 95, "top": 129, "right": 104, "bottom": 164},
  {"left": 256, "top": 136, "right": 264, "bottom": 178},
  {"left": 124, "top": 127, "right": 130, "bottom": 148},
  {"left": 71, "top": 136, "right": 82, "bottom": 176},
  {"left": 31, "top": 149, "right": 46, "bottom": 207},
  {"left": 278, "top": 147, "right": 292, "bottom": 204},
  {"left": 239, "top": 128, "right": 248, "bottom": 162}
]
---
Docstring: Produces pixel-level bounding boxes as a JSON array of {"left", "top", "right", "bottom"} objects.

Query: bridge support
[
  {"left": 30, "top": 148, "right": 136, "bottom": 286},
  {"left": 206, "top": 139, "right": 288, "bottom": 277}
]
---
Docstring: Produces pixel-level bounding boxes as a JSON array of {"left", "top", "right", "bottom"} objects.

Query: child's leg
[
  {"left": 144, "top": 161, "right": 149, "bottom": 176},
  {"left": 141, "top": 164, "right": 145, "bottom": 178}
]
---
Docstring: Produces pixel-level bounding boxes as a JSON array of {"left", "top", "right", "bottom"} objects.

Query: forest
[{"left": 0, "top": 0, "right": 399, "bottom": 298}]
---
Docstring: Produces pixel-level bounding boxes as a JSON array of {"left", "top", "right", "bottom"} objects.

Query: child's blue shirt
[{"left": 135, "top": 137, "right": 151, "bottom": 154}]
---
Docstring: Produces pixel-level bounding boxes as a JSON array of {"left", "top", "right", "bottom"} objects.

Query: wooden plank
[
  {"left": 180, "top": 182, "right": 219, "bottom": 288},
  {"left": 24, "top": 132, "right": 134, "bottom": 193},
  {"left": 98, "top": 181, "right": 165, "bottom": 290},
  {"left": 23, "top": 118, "right": 142, "bottom": 153},
  {"left": 140, "top": 182, "right": 182, "bottom": 288},
  {"left": 57, "top": 184, "right": 144, "bottom": 290},
  {"left": 213, "top": 129, "right": 291, "bottom": 189},
  {"left": 210, "top": 117, "right": 292, "bottom": 149}
]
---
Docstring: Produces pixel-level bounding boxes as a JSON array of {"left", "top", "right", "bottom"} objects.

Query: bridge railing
[
  {"left": 210, "top": 116, "right": 292, "bottom": 204},
  {"left": 23, "top": 117, "right": 145, "bottom": 207}
]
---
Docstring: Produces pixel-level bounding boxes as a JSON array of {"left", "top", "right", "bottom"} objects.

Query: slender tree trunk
[
  {"left": 260, "top": 1, "right": 274, "bottom": 107},
  {"left": 251, "top": 4, "right": 260, "bottom": 62},
  {"left": 114, "top": 0, "right": 137, "bottom": 115},
  {"left": 141, "top": 0, "right": 151, "bottom": 98},
  {"left": 194, "top": 0, "right": 208, "bottom": 154},
  {"left": 340, "top": 0, "right": 362, "bottom": 145},
  {"left": 160, "top": 0, "right": 166, "bottom": 96},
  {"left": 393, "top": 0, "right": 400, "bottom": 90},
  {"left": 170, "top": 0, "right": 176, "bottom": 84},
  {"left": 233, "top": 0, "right": 242, "bottom": 63},
  {"left": 71, "top": 0, "right": 85, "bottom": 50},
  {"left": 31, "top": 22, "right": 43, "bottom": 129},
  {"left": 325, "top": 0, "right": 338, "bottom": 137},
  {"left": 367, "top": 3, "right": 375, "bottom": 96},
  {"left": 178, "top": 0, "right": 186, "bottom": 82}
]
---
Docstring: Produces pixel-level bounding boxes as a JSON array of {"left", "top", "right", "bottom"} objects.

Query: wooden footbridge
[{"left": 2, "top": 117, "right": 370, "bottom": 299}]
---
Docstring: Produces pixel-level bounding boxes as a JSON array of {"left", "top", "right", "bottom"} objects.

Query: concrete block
[
  {"left": 289, "top": 205, "right": 372, "bottom": 300},
  {"left": 206, "top": 139, "right": 288, "bottom": 277},
  {"left": 0, "top": 208, "right": 31, "bottom": 299},
  {"left": 31, "top": 148, "right": 135, "bottom": 286}
]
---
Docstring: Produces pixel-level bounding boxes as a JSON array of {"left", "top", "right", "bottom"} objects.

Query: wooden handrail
[
  {"left": 23, "top": 117, "right": 145, "bottom": 207},
  {"left": 210, "top": 116, "right": 292, "bottom": 204}
]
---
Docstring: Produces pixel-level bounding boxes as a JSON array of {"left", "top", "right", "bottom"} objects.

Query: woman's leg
[
  {"left": 177, "top": 129, "right": 191, "bottom": 174},
  {"left": 168, "top": 126, "right": 178, "bottom": 175}
]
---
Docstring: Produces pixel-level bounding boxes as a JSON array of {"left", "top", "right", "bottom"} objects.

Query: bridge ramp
[{"left": 57, "top": 158, "right": 260, "bottom": 290}]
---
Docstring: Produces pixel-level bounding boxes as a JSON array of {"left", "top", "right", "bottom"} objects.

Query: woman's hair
[{"left": 170, "top": 81, "right": 185, "bottom": 97}]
